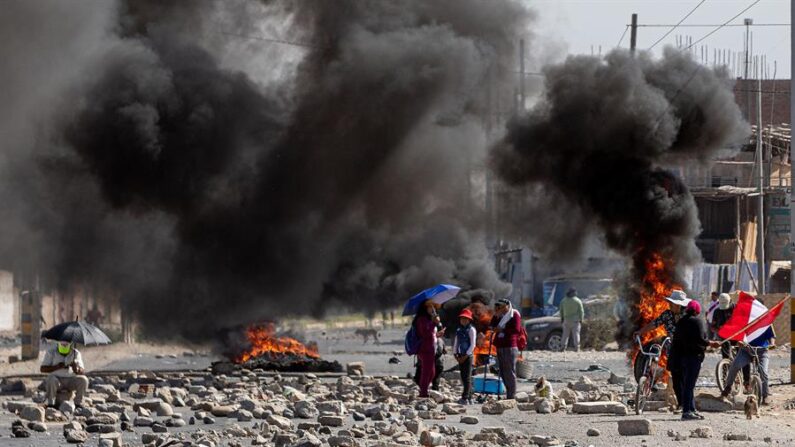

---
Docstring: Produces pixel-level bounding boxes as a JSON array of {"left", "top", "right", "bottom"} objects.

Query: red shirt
[
  {"left": 415, "top": 314, "right": 437, "bottom": 354},
  {"left": 491, "top": 310, "right": 521, "bottom": 348}
]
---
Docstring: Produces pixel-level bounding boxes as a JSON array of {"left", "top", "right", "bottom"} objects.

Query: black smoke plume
[
  {"left": 491, "top": 49, "right": 748, "bottom": 342},
  {"left": 0, "top": 0, "right": 532, "bottom": 339}
]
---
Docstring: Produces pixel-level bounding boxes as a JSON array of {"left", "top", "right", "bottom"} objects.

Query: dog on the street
[
  {"left": 744, "top": 395, "right": 760, "bottom": 419},
  {"left": 354, "top": 328, "right": 381, "bottom": 344}
]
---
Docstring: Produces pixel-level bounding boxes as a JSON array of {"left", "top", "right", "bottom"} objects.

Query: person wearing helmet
[
  {"left": 40, "top": 341, "right": 88, "bottom": 408},
  {"left": 453, "top": 308, "right": 477, "bottom": 404}
]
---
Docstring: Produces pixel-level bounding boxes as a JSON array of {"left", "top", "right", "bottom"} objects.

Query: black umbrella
[{"left": 42, "top": 319, "right": 112, "bottom": 345}]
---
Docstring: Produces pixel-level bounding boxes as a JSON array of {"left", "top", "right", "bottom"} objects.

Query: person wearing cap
[
  {"left": 705, "top": 291, "right": 720, "bottom": 338},
  {"left": 635, "top": 289, "right": 691, "bottom": 340},
  {"left": 40, "top": 341, "right": 88, "bottom": 408},
  {"left": 669, "top": 300, "right": 716, "bottom": 420},
  {"left": 490, "top": 298, "right": 521, "bottom": 399},
  {"left": 634, "top": 289, "right": 691, "bottom": 408},
  {"left": 711, "top": 293, "right": 750, "bottom": 392},
  {"left": 453, "top": 308, "right": 477, "bottom": 404},
  {"left": 559, "top": 287, "right": 584, "bottom": 352}
]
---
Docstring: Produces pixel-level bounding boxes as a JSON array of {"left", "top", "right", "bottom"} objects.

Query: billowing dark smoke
[
  {"left": 491, "top": 49, "right": 748, "bottom": 342},
  {"left": 0, "top": 0, "right": 532, "bottom": 339}
]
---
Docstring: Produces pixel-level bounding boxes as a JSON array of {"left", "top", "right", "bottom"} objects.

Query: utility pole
[
  {"left": 756, "top": 78, "right": 765, "bottom": 295},
  {"left": 744, "top": 18, "right": 753, "bottom": 120},
  {"left": 789, "top": 0, "right": 794, "bottom": 384},
  {"left": 629, "top": 13, "right": 638, "bottom": 54},
  {"left": 519, "top": 39, "right": 526, "bottom": 111}
]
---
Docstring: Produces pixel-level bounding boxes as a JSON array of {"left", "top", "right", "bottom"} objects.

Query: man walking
[
  {"left": 40, "top": 341, "right": 88, "bottom": 408},
  {"left": 560, "top": 288, "right": 584, "bottom": 352}
]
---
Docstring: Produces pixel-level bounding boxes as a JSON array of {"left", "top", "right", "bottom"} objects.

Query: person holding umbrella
[
  {"left": 40, "top": 318, "right": 112, "bottom": 408},
  {"left": 403, "top": 284, "right": 460, "bottom": 398},
  {"left": 40, "top": 341, "right": 88, "bottom": 408},
  {"left": 414, "top": 300, "right": 441, "bottom": 397}
]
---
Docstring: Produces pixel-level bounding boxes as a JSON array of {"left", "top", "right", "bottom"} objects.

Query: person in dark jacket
[
  {"left": 669, "top": 300, "right": 718, "bottom": 420},
  {"left": 490, "top": 298, "right": 521, "bottom": 399}
]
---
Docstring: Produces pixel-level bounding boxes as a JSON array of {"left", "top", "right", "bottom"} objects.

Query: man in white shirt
[{"left": 40, "top": 341, "right": 88, "bottom": 408}]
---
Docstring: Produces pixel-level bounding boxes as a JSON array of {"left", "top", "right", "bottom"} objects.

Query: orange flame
[
  {"left": 234, "top": 323, "right": 319, "bottom": 364},
  {"left": 473, "top": 329, "right": 497, "bottom": 365},
  {"left": 631, "top": 252, "right": 680, "bottom": 375},
  {"left": 468, "top": 302, "right": 497, "bottom": 365}
]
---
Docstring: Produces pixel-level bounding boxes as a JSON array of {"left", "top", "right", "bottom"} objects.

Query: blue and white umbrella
[{"left": 402, "top": 284, "right": 461, "bottom": 316}]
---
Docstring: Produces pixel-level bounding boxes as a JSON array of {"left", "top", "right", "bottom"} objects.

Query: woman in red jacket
[
  {"left": 490, "top": 298, "right": 521, "bottom": 399},
  {"left": 414, "top": 300, "right": 441, "bottom": 397}
]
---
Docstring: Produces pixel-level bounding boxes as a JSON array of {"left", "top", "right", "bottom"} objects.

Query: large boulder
[
  {"left": 570, "top": 376, "right": 599, "bottom": 392},
  {"left": 20, "top": 406, "right": 44, "bottom": 423},
  {"left": 617, "top": 419, "right": 653, "bottom": 436},
  {"left": 572, "top": 401, "right": 627, "bottom": 415},
  {"left": 481, "top": 399, "right": 516, "bottom": 415},
  {"left": 557, "top": 388, "right": 578, "bottom": 405},
  {"left": 695, "top": 394, "right": 733, "bottom": 412}
]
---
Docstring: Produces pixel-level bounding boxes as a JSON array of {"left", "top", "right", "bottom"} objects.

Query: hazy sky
[{"left": 533, "top": 0, "right": 790, "bottom": 78}]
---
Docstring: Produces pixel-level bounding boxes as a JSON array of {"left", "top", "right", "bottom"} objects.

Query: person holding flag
[{"left": 717, "top": 291, "right": 787, "bottom": 406}]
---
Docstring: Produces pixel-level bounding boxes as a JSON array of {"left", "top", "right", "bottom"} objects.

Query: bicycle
[
  {"left": 715, "top": 341, "right": 764, "bottom": 401},
  {"left": 630, "top": 335, "right": 671, "bottom": 415}
]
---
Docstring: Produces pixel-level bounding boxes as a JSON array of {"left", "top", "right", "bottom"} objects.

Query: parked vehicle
[
  {"left": 524, "top": 294, "right": 616, "bottom": 351},
  {"left": 539, "top": 274, "right": 613, "bottom": 316}
]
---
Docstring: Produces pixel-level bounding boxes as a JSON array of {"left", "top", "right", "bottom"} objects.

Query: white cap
[{"left": 664, "top": 289, "right": 691, "bottom": 307}]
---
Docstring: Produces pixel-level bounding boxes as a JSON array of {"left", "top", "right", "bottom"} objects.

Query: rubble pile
[{"left": 0, "top": 366, "right": 781, "bottom": 446}]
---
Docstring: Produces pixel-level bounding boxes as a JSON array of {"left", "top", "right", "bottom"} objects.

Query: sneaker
[
  {"left": 457, "top": 398, "right": 468, "bottom": 405},
  {"left": 691, "top": 412, "right": 705, "bottom": 420},
  {"left": 682, "top": 412, "right": 700, "bottom": 421},
  {"left": 760, "top": 398, "right": 770, "bottom": 406}
]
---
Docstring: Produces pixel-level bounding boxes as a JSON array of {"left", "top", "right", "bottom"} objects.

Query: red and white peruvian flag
[{"left": 717, "top": 291, "right": 787, "bottom": 343}]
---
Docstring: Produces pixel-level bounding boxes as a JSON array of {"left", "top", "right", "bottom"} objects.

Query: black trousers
[
  {"left": 671, "top": 367, "right": 683, "bottom": 406},
  {"left": 679, "top": 355, "right": 703, "bottom": 414},
  {"left": 458, "top": 355, "right": 473, "bottom": 399}
]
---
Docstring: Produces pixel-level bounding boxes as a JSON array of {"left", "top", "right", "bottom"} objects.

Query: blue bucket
[{"left": 473, "top": 377, "right": 505, "bottom": 395}]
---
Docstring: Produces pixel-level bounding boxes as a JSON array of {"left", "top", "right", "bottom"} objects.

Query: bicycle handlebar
[{"left": 635, "top": 335, "right": 670, "bottom": 357}]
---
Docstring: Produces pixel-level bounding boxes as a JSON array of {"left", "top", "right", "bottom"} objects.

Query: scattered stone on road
[{"left": 617, "top": 418, "right": 654, "bottom": 436}]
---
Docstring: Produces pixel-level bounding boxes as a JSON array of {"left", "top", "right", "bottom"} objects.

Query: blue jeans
[
  {"left": 723, "top": 347, "right": 769, "bottom": 398},
  {"left": 679, "top": 355, "right": 703, "bottom": 414}
]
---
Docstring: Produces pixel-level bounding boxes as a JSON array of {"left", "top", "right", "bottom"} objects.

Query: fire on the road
[
  {"left": 234, "top": 323, "right": 319, "bottom": 364},
  {"left": 632, "top": 252, "right": 680, "bottom": 372}
]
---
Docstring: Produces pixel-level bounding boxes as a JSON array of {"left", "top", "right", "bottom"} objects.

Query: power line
[
  {"left": 684, "top": 0, "right": 763, "bottom": 50},
  {"left": 616, "top": 25, "right": 630, "bottom": 47},
  {"left": 635, "top": 23, "right": 788, "bottom": 28},
  {"left": 648, "top": 0, "right": 708, "bottom": 50}
]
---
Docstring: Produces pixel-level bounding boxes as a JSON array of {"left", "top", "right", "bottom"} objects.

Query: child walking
[{"left": 453, "top": 309, "right": 477, "bottom": 404}]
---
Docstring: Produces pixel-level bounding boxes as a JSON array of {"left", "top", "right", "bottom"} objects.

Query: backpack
[
  {"left": 404, "top": 324, "right": 421, "bottom": 355},
  {"left": 517, "top": 323, "right": 528, "bottom": 351},
  {"left": 514, "top": 310, "right": 528, "bottom": 351}
]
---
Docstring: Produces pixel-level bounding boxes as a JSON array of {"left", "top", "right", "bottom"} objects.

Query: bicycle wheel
[
  {"left": 749, "top": 375, "right": 762, "bottom": 401},
  {"left": 715, "top": 358, "right": 731, "bottom": 392},
  {"left": 635, "top": 376, "right": 650, "bottom": 415}
]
